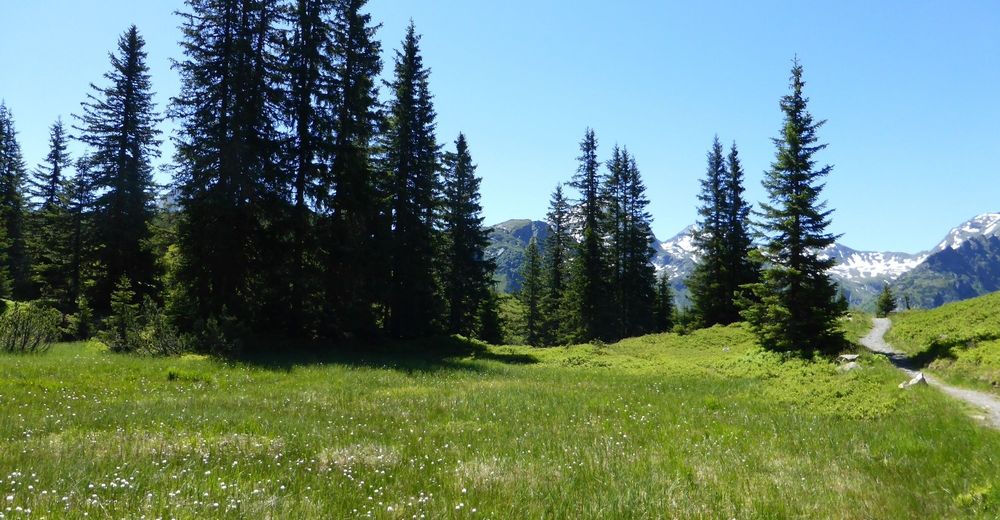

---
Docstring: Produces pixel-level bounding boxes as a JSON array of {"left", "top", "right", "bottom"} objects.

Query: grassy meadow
[
  {"left": 2, "top": 317, "right": 1000, "bottom": 518},
  {"left": 887, "top": 291, "right": 1000, "bottom": 396}
]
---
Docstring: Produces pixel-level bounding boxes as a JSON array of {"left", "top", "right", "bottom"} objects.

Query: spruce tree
[
  {"left": 520, "top": 238, "right": 542, "bottom": 346},
  {"left": 384, "top": 22, "right": 444, "bottom": 339},
  {"left": 325, "top": 0, "right": 385, "bottom": 339},
  {"left": 28, "top": 119, "right": 75, "bottom": 307},
  {"left": 539, "top": 184, "right": 572, "bottom": 346},
  {"left": 172, "top": 0, "right": 286, "bottom": 338},
  {"left": 620, "top": 151, "right": 657, "bottom": 336},
  {"left": 722, "top": 142, "right": 759, "bottom": 310},
  {"left": 603, "top": 146, "right": 628, "bottom": 336},
  {"left": 605, "top": 147, "right": 656, "bottom": 338},
  {"left": 441, "top": 133, "right": 495, "bottom": 338},
  {"left": 76, "top": 25, "right": 161, "bottom": 309},
  {"left": 876, "top": 283, "right": 897, "bottom": 318},
  {"left": 688, "top": 136, "right": 730, "bottom": 327},
  {"left": 0, "top": 103, "right": 29, "bottom": 298},
  {"left": 569, "top": 128, "right": 611, "bottom": 342},
  {"left": 282, "top": 0, "right": 335, "bottom": 337},
  {"left": 65, "top": 173, "right": 97, "bottom": 310},
  {"left": 654, "top": 273, "right": 675, "bottom": 333},
  {"left": 741, "top": 59, "right": 845, "bottom": 354}
]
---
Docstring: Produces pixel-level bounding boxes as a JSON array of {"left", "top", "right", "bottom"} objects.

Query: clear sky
[{"left": 1, "top": 0, "right": 998, "bottom": 253}]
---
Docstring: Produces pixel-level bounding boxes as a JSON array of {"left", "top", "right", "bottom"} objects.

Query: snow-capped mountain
[
  {"left": 653, "top": 225, "right": 699, "bottom": 280},
  {"left": 488, "top": 212, "right": 1000, "bottom": 309},
  {"left": 934, "top": 213, "right": 1000, "bottom": 252},
  {"left": 649, "top": 228, "right": 922, "bottom": 306}
]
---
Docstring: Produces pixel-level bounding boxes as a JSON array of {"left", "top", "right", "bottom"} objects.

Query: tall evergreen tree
[
  {"left": 0, "top": 103, "right": 30, "bottom": 298},
  {"left": 688, "top": 136, "right": 730, "bottom": 327},
  {"left": 741, "top": 59, "right": 845, "bottom": 354},
  {"left": 384, "top": 22, "right": 443, "bottom": 339},
  {"left": 441, "top": 133, "right": 495, "bottom": 338},
  {"left": 603, "top": 146, "right": 628, "bottom": 336},
  {"left": 326, "top": 0, "right": 385, "bottom": 339},
  {"left": 519, "top": 238, "right": 542, "bottom": 346},
  {"left": 722, "top": 142, "right": 758, "bottom": 308},
  {"left": 569, "top": 128, "right": 611, "bottom": 342},
  {"left": 65, "top": 173, "right": 97, "bottom": 309},
  {"left": 282, "top": 0, "right": 336, "bottom": 336},
  {"left": 76, "top": 25, "right": 161, "bottom": 309},
  {"left": 539, "top": 184, "right": 572, "bottom": 346},
  {"left": 29, "top": 119, "right": 71, "bottom": 208},
  {"left": 654, "top": 273, "right": 675, "bottom": 333},
  {"left": 620, "top": 152, "right": 658, "bottom": 336},
  {"left": 604, "top": 146, "right": 656, "bottom": 338},
  {"left": 27, "top": 119, "right": 74, "bottom": 306},
  {"left": 171, "top": 0, "right": 287, "bottom": 337}
]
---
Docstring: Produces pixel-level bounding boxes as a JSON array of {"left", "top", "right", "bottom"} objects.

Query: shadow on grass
[
  {"left": 226, "top": 335, "right": 539, "bottom": 373},
  {"left": 902, "top": 333, "right": 998, "bottom": 370}
]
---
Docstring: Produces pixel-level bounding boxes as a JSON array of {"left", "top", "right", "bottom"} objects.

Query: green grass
[
  {"left": 2, "top": 324, "right": 1000, "bottom": 518},
  {"left": 887, "top": 291, "right": 1000, "bottom": 396}
]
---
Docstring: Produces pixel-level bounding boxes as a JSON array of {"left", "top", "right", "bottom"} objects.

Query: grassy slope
[
  {"left": 887, "top": 291, "right": 1000, "bottom": 395},
  {"left": 1, "top": 324, "right": 999, "bottom": 518}
]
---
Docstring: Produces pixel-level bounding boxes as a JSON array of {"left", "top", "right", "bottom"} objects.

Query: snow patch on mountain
[
  {"left": 821, "top": 245, "right": 927, "bottom": 282},
  {"left": 935, "top": 213, "right": 1000, "bottom": 251},
  {"left": 653, "top": 226, "right": 699, "bottom": 279}
]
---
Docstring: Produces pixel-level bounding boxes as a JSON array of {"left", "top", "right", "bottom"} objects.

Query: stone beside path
[{"left": 860, "top": 317, "right": 1000, "bottom": 430}]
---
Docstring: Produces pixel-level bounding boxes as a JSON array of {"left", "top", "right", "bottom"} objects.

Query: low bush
[
  {"left": 101, "top": 276, "right": 190, "bottom": 356},
  {"left": 0, "top": 303, "right": 61, "bottom": 353}
]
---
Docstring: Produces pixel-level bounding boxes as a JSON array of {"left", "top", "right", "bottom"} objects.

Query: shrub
[
  {"left": 138, "top": 297, "right": 189, "bottom": 356},
  {"left": 101, "top": 277, "right": 190, "bottom": 356},
  {"left": 0, "top": 303, "right": 61, "bottom": 353},
  {"left": 65, "top": 295, "right": 94, "bottom": 340},
  {"left": 102, "top": 276, "right": 141, "bottom": 353}
]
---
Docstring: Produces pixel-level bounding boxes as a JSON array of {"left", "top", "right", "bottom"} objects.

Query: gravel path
[{"left": 861, "top": 317, "right": 1000, "bottom": 430}]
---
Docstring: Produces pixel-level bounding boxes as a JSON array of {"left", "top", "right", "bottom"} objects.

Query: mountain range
[{"left": 486, "top": 212, "right": 1000, "bottom": 310}]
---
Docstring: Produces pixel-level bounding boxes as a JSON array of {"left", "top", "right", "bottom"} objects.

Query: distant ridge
[{"left": 486, "top": 212, "right": 1000, "bottom": 309}]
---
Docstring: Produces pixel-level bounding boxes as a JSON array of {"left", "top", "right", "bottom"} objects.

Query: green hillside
[
  {"left": 3, "top": 323, "right": 1000, "bottom": 517},
  {"left": 887, "top": 290, "right": 1000, "bottom": 395}
]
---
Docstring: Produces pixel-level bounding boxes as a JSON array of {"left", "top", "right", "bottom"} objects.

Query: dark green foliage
[
  {"left": 384, "top": 23, "right": 444, "bottom": 339},
  {"left": 655, "top": 274, "right": 675, "bottom": 332},
  {"left": 68, "top": 295, "right": 94, "bottom": 340},
  {"left": 325, "top": 0, "right": 387, "bottom": 339},
  {"left": 103, "top": 276, "right": 188, "bottom": 355},
  {"left": 476, "top": 290, "right": 504, "bottom": 345},
  {"left": 689, "top": 138, "right": 758, "bottom": 327},
  {"left": 722, "top": 143, "right": 759, "bottom": 311},
  {"left": 604, "top": 146, "right": 657, "bottom": 338},
  {"left": 0, "top": 103, "right": 30, "bottom": 299},
  {"left": 0, "top": 303, "right": 61, "bottom": 353},
  {"left": 876, "top": 283, "right": 897, "bottom": 318},
  {"left": 441, "top": 134, "right": 495, "bottom": 339},
  {"left": 282, "top": 0, "right": 336, "bottom": 337},
  {"left": 741, "top": 59, "right": 845, "bottom": 354},
  {"left": 569, "top": 129, "right": 611, "bottom": 342},
  {"left": 76, "top": 25, "right": 161, "bottom": 310},
  {"left": 171, "top": 0, "right": 287, "bottom": 338},
  {"left": 520, "top": 238, "right": 542, "bottom": 345},
  {"left": 688, "top": 137, "right": 730, "bottom": 326},
  {"left": 28, "top": 118, "right": 70, "bottom": 208},
  {"left": 27, "top": 119, "right": 75, "bottom": 308},
  {"left": 539, "top": 185, "right": 573, "bottom": 346},
  {"left": 65, "top": 175, "right": 98, "bottom": 312},
  {"left": 138, "top": 296, "right": 189, "bottom": 356},
  {"left": 104, "top": 275, "right": 140, "bottom": 352}
]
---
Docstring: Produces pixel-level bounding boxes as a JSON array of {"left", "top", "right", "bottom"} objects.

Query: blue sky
[{"left": 1, "top": 0, "right": 998, "bottom": 252}]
